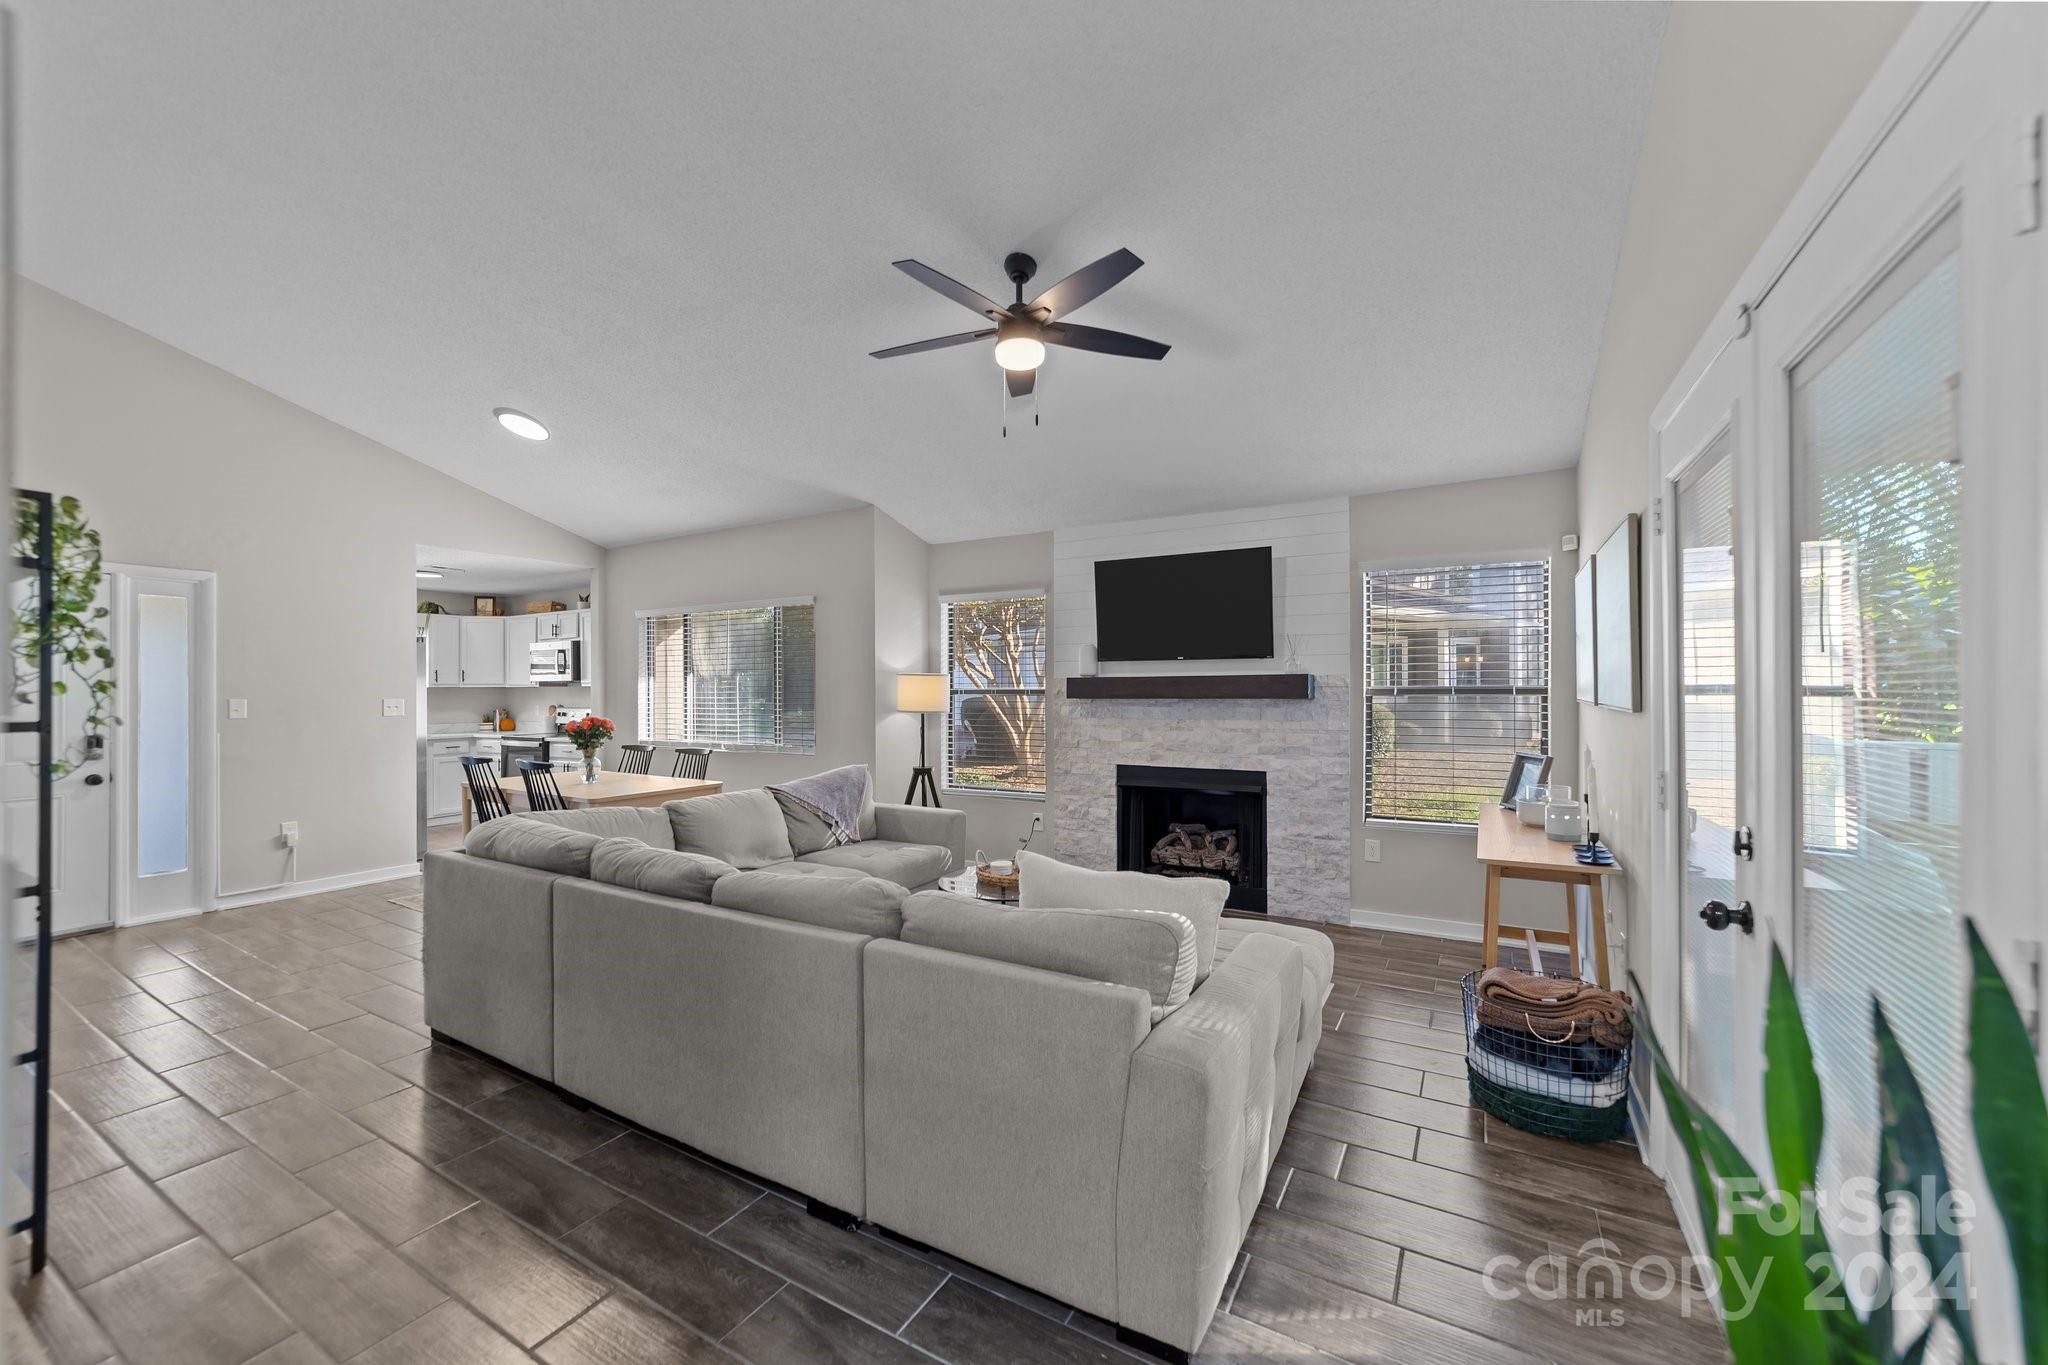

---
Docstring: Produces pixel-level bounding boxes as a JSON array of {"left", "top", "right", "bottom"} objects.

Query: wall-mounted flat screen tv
[{"left": 1094, "top": 546, "right": 1274, "bottom": 661}]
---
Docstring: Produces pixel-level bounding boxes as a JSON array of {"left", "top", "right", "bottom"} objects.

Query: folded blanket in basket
[
  {"left": 1467, "top": 1022, "right": 1628, "bottom": 1105},
  {"left": 1474, "top": 967, "right": 1633, "bottom": 1050}
]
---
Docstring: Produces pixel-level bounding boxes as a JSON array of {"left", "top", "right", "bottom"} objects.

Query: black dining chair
[
  {"left": 518, "top": 759, "right": 570, "bottom": 812},
  {"left": 615, "top": 743, "right": 654, "bottom": 775},
  {"left": 670, "top": 747, "right": 712, "bottom": 781},
  {"left": 460, "top": 755, "right": 511, "bottom": 824}
]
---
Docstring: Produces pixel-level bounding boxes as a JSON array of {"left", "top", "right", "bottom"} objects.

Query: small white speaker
[{"left": 1079, "top": 642, "right": 1098, "bottom": 676}]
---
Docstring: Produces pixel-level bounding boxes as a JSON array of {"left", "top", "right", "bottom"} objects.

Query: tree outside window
[{"left": 944, "top": 594, "right": 1046, "bottom": 795}]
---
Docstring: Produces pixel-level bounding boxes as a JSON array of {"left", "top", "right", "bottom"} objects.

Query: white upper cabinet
[
  {"left": 539, "top": 610, "right": 580, "bottom": 640},
  {"left": 425, "top": 614, "right": 460, "bottom": 686},
  {"left": 459, "top": 616, "right": 507, "bottom": 686},
  {"left": 503, "top": 613, "right": 539, "bottom": 687}
]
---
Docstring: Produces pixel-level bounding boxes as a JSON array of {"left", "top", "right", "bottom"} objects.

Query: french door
[{"left": 1649, "top": 5, "right": 2044, "bottom": 1350}]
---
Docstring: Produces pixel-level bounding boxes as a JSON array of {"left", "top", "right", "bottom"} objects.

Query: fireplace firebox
[{"left": 1115, "top": 764, "right": 1268, "bottom": 914}]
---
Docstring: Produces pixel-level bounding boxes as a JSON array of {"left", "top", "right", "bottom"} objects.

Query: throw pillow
[
  {"left": 900, "top": 890, "right": 1198, "bottom": 1022},
  {"left": 589, "top": 837, "right": 736, "bottom": 904},
  {"left": 665, "top": 789, "right": 795, "bottom": 869},
  {"left": 1017, "top": 849, "right": 1228, "bottom": 983},
  {"left": 710, "top": 869, "right": 906, "bottom": 938}
]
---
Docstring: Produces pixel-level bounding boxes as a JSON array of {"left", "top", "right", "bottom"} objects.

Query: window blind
[
  {"left": 1362, "top": 561, "right": 1549, "bottom": 824},
  {"left": 943, "top": 593, "right": 1047, "bottom": 795},
  {"left": 1792, "top": 217, "right": 1964, "bottom": 1263},
  {"left": 637, "top": 600, "right": 815, "bottom": 752}
]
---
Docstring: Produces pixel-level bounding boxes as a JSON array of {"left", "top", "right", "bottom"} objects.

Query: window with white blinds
[
  {"left": 1362, "top": 561, "right": 1549, "bottom": 824},
  {"left": 943, "top": 592, "right": 1046, "bottom": 795},
  {"left": 637, "top": 599, "right": 816, "bottom": 752},
  {"left": 1793, "top": 215, "right": 1964, "bottom": 1254}
]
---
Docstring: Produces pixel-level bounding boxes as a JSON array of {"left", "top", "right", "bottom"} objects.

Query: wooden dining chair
[
  {"left": 460, "top": 755, "right": 512, "bottom": 824},
  {"left": 670, "top": 747, "right": 712, "bottom": 780},
  {"left": 615, "top": 743, "right": 654, "bottom": 775},
  {"left": 518, "top": 759, "right": 570, "bottom": 812}
]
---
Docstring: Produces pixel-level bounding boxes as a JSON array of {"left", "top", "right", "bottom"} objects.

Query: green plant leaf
[
  {"left": 1871, "top": 999, "right": 1975, "bottom": 1359},
  {"left": 1763, "top": 941, "right": 1825, "bottom": 1199},
  {"left": 1964, "top": 921, "right": 2048, "bottom": 1364}
]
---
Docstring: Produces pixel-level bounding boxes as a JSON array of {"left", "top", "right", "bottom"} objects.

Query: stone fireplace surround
[{"left": 1049, "top": 676, "right": 1353, "bottom": 924}]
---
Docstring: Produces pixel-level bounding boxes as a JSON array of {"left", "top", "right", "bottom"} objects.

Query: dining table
[{"left": 462, "top": 769, "right": 723, "bottom": 832}]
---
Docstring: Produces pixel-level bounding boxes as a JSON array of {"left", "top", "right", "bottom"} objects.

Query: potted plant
[
  {"left": 561, "top": 714, "right": 614, "bottom": 784},
  {"left": 1638, "top": 922, "right": 2044, "bottom": 1363},
  {"left": 11, "top": 494, "right": 114, "bottom": 776}
]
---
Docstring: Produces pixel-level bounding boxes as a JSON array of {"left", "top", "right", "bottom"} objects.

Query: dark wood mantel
[{"left": 1064, "top": 674, "right": 1316, "bottom": 701}]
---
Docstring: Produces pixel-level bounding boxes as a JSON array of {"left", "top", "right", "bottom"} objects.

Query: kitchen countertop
[{"left": 426, "top": 729, "right": 566, "bottom": 742}]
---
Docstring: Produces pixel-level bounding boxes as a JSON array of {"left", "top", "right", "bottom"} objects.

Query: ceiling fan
[{"left": 870, "top": 249, "right": 1170, "bottom": 397}]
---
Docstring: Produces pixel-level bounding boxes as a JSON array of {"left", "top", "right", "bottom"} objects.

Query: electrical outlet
[
  {"left": 382, "top": 698, "right": 405, "bottom": 717},
  {"left": 228, "top": 698, "right": 249, "bottom": 719},
  {"left": 1360, "top": 837, "right": 1381, "bottom": 863},
  {"left": 279, "top": 821, "right": 299, "bottom": 849}
]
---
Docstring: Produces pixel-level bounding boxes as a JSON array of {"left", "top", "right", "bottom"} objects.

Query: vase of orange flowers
[{"left": 562, "top": 714, "right": 615, "bottom": 784}]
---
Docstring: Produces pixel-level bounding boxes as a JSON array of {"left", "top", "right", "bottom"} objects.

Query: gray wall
[
  {"left": 873, "top": 509, "right": 932, "bottom": 804},
  {"left": 17, "top": 280, "right": 602, "bottom": 895},
  {"left": 1349, "top": 469, "right": 1579, "bottom": 931},
  {"left": 1574, "top": 2, "right": 1913, "bottom": 978}
]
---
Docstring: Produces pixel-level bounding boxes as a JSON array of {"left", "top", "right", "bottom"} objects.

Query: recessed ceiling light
[
  {"left": 494, "top": 408, "right": 549, "bottom": 441},
  {"left": 415, "top": 569, "right": 445, "bottom": 579}
]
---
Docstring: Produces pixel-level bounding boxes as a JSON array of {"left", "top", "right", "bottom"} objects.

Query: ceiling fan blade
[
  {"left": 1027, "top": 248, "right": 1143, "bottom": 320},
  {"left": 870, "top": 329, "right": 995, "bottom": 359},
  {"left": 1005, "top": 368, "right": 1036, "bottom": 398},
  {"left": 892, "top": 260, "right": 1010, "bottom": 322},
  {"left": 1043, "top": 322, "right": 1170, "bottom": 360}
]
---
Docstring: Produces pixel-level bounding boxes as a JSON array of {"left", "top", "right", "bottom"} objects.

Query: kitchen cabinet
[
  {"left": 425, "top": 614, "right": 460, "bottom": 686},
  {"left": 458, "top": 616, "right": 507, "bottom": 687},
  {"left": 427, "top": 739, "right": 468, "bottom": 819},
  {"left": 502, "top": 614, "right": 539, "bottom": 687},
  {"left": 539, "top": 610, "right": 579, "bottom": 640}
]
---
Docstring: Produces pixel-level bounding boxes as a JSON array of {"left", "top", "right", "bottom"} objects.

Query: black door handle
[
  {"left": 1699, "top": 899, "right": 1754, "bottom": 934},
  {"left": 82, "top": 773, "right": 105, "bottom": 786}
]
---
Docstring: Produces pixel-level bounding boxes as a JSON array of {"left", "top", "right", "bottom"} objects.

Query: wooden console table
[{"left": 1475, "top": 806, "right": 1619, "bottom": 988}]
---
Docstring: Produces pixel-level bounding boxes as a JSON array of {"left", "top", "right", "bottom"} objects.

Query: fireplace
[{"left": 1116, "top": 764, "right": 1268, "bottom": 914}]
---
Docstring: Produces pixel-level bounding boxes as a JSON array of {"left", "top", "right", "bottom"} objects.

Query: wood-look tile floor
[{"left": 14, "top": 876, "right": 1729, "bottom": 1364}]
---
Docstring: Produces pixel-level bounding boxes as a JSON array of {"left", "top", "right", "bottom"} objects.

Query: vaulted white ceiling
[{"left": 17, "top": 1, "right": 1665, "bottom": 547}]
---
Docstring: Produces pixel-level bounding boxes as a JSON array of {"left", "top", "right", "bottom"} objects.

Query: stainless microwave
[{"left": 529, "top": 639, "right": 581, "bottom": 684}]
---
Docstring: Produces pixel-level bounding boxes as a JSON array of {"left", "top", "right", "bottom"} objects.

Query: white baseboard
[
  {"left": 213, "top": 863, "right": 419, "bottom": 911},
  {"left": 1348, "top": 907, "right": 1484, "bottom": 942},
  {"left": 124, "top": 905, "right": 212, "bottom": 928}
]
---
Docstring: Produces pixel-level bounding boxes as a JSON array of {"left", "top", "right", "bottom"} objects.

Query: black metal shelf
[{"left": 13, "top": 488, "right": 56, "bottom": 1275}]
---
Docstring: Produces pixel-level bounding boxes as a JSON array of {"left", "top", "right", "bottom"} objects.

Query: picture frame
[
  {"left": 473, "top": 595, "right": 500, "bottom": 617},
  {"left": 1499, "top": 751, "right": 1553, "bottom": 808},
  {"left": 1573, "top": 559, "right": 1597, "bottom": 704},
  {"left": 1593, "top": 513, "right": 1641, "bottom": 712}
]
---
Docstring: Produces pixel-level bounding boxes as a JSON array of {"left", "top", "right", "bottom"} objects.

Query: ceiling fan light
[{"left": 992, "top": 325, "right": 1045, "bottom": 372}]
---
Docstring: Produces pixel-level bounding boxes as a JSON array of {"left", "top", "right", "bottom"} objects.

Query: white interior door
[
  {"left": 116, "top": 572, "right": 213, "bottom": 922},
  {"left": 4, "top": 573, "right": 114, "bottom": 936}
]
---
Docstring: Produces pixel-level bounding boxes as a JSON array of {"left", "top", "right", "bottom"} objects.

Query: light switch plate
[
  {"left": 382, "top": 698, "right": 406, "bottom": 717},
  {"left": 228, "top": 698, "right": 249, "bottom": 719}
]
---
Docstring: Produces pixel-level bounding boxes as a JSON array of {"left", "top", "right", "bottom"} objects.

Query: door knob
[
  {"left": 1699, "top": 899, "right": 1755, "bottom": 934},
  {"left": 82, "top": 773, "right": 105, "bottom": 786}
]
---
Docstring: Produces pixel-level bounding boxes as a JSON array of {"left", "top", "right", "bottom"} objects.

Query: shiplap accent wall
[{"left": 1050, "top": 498, "right": 1350, "bottom": 681}]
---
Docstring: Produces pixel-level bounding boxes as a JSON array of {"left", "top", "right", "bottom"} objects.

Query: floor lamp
[{"left": 897, "top": 673, "right": 946, "bottom": 807}]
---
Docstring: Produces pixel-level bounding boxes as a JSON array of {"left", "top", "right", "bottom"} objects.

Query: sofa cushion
[
  {"left": 506, "top": 806, "right": 674, "bottom": 848},
  {"left": 1018, "top": 850, "right": 1229, "bottom": 982},
  {"left": 463, "top": 816, "right": 606, "bottom": 877},
  {"left": 749, "top": 860, "right": 868, "bottom": 882},
  {"left": 797, "top": 839, "right": 951, "bottom": 888},
  {"left": 901, "top": 890, "right": 1198, "bottom": 1021},
  {"left": 1216, "top": 920, "right": 1335, "bottom": 1071},
  {"left": 710, "top": 869, "right": 906, "bottom": 938},
  {"left": 770, "top": 765, "right": 875, "bottom": 855},
  {"left": 665, "top": 789, "right": 795, "bottom": 870},
  {"left": 589, "top": 837, "right": 736, "bottom": 904}
]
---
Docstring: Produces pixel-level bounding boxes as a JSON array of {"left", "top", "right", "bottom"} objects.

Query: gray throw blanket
[{"left": 768, "top": 766, "right": 868, "bottom": 847}]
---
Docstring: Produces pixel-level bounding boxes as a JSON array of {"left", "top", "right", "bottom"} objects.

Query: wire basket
[{"left": 1460, "top": 970, "right": 1631, "bottom": 1143}]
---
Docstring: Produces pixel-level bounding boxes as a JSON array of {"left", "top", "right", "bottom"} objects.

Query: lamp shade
[{"left": 896, "top": 673, "right": 947, "bottom": 713}]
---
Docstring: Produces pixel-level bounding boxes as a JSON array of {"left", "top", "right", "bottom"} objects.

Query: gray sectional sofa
[{"left": 422, "top": 786, "right": 1332, "bottom": 1358}]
